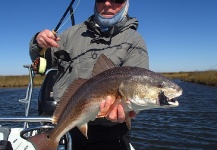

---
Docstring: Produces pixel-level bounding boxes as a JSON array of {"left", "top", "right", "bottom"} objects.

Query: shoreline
[
  {"left": 0, "top": 70, "right": 217, "bottom": 87},
  {"left": 162, "top": 70, "right": 217, "bottom": 87},
  {"left": 0, "top": 75, "right": 44, "bottom": 88}
]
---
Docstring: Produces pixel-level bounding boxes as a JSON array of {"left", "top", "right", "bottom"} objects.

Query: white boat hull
[{"left": 0, "top": 128, "right": 35, "bottom": 150}]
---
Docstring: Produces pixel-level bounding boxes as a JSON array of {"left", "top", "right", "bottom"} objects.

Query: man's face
[{"left": 96, "top": 0, "right": 126, "bottom": 18}]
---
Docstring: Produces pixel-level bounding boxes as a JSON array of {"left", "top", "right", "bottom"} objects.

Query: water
[
  {"left": 131, "top": 80, "right": 217, "bottom": 149},
  {"left": 0, "top": 80, "right": 217, "bottom": 149}
]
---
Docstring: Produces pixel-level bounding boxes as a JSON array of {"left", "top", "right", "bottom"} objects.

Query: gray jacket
[{"left": 30, "top": 15, "right": 149, "bottom": 103}]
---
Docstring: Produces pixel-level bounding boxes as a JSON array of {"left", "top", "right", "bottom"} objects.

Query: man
[{"left": 29, "top": 0, "right": 149, "bottom": 149}]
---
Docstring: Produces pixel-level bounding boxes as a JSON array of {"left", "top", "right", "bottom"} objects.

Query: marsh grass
[
  {"left": 161, "top": 70, "right": 217, "bottom": 86},
  {"left": 0, "top": 75, "right": 44, "bottom": 87},
  {"left": 1, "top": 70, "right": 217, "bottom": 87}
]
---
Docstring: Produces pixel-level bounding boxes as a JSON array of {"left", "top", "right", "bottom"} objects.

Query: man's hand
[
  {"left": 36, "top": 29, "right": 60, "bottom": 48},
  {"left": 100, "top": 96, "right": 136, "bottom": 123}
]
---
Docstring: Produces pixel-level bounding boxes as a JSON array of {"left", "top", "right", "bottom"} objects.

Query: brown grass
[
  {"left": 161, "top": 70, "right": 217, "bottom": 86},
  {"left": 0, "top": 75, "right": 45, "bottom": 87},
  {"left": 1, "top": 70, "right": 217, "bottom": 87}
]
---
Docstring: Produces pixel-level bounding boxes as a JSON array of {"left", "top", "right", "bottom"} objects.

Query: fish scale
[{"left": 28, "top": 54, "right": 182, "bottom": 150}]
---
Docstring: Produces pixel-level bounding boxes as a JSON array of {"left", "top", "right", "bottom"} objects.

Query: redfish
[{"left": 28, "top": 54, "right": 182, "bottom": 150}]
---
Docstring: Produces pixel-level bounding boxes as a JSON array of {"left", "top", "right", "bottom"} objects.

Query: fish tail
[{"left": 28, "top": 133, "right": 59, "bottom": 150}]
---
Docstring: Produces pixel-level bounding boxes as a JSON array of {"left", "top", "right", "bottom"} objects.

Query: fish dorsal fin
[
  {"left": 92, "top": 54, "right": 116, "bottom": 77},
  {"left": 52, "top": 78, "right": 87, "bottom": 124}
]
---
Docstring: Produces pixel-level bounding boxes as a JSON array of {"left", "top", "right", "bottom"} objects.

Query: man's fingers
[
  {"left": 100, "top": 100, "right": 106, "bottom": 111},
  {"left": 99, "top": 96, "right": 112, "bottom": 115},
  {"left": 104, "top": 96, "right": 112, "bottom": 108},
  {"left": 45, "top": 37, "right": 59, "bottom": 48},
  {"left": 36, "top": 30, "right": 59, "bottom": 48},
  {"left": 106, "top": 103, "right": 118, "bottom": 122},
  {"left": 100, "top": 96, "right": 128, "bottom": 123},
  {"left": 117, "top": 104, "right": 125, "bottom": 123},
  {"left": 46, "top": 30, "right": 56, "bottom": 39}
]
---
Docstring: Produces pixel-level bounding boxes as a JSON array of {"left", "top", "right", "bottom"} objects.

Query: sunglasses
[{"left": 96, "top": 0, "right": 126, "bottom": 4}]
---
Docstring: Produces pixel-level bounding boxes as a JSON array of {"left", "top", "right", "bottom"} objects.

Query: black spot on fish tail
[
  {"left": 158, "top": 91, "right": 170, "bottom": 106},
  {"left": 170, "top": 98, "right": 177, "bottom": 103}
]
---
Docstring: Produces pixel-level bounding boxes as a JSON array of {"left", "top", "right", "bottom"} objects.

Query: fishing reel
[{"left": 32, "top": 57, "right": 47, "bottom": 75}]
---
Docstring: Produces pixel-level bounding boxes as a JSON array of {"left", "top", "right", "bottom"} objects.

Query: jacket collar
[{"left": 85, "top": 15, "right": 138, "bottom": 45}]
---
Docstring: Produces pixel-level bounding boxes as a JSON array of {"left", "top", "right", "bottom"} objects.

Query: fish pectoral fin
[
  {"left": 78, "top": 123, "right": 88, "bottom": 139},
  {"left": 125, "top": 115, "right": 132, "bottom": 130},
  {"left": 96, "top": 97, "right": 118, "bottom": 118},
  {"left": 96, "top": 103, "right": 112, "bottom": 118},
  {"left": 96, "top": 112, "right": 107, "bottom": 118}
]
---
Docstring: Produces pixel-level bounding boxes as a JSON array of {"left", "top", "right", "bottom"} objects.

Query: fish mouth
[{"left": 158, "top": 91, "right": 179, "bottom": 107}]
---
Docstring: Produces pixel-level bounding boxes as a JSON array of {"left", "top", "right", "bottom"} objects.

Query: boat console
[{"left": 38, "top": 69, "right": 58, "bottom": 116}]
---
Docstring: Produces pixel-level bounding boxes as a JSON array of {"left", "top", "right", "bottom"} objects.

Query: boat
[
  {"left": 0, "top": 1, "right": 76, "bottom": 149},
  {"left": 0, "top": 56, "right": 135, "bottom": 150},
  {"left": 0, "top": 65, "right": 72, "bottom": 150},
  {"left": 0, "top": 1, "right": 135, "bottom": 149}
]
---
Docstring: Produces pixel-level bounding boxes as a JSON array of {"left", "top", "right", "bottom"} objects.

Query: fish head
[{"left": 119, "top": 73, "right": 183, "bottom": 111}]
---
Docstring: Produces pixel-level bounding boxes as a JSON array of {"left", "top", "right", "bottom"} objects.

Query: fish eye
[{"left": 157, "top": 82, "right": 164, "bottom": 88}]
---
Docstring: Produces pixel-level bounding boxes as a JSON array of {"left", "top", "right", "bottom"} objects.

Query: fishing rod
[
  {"left": 54, "top": 0, "right": 76, "bottom": 32},
  {"left": 34, "top": 0, "right": 80, "bottom": 74},
  {"left": 39, "top": 0, "right": 77, "bottom": 56}
]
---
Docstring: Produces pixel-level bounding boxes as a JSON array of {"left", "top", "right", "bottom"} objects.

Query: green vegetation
[
  {"left": 161, "top": 70, "right": 217, "bottom": 86},
  {"left": 0, "top": 70, "right": 217, "bottom": 87}
]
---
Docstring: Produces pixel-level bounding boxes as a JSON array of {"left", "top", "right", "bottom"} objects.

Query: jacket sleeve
[
  {"left": 29, "top": 33, "right": 41, "bottom": 62},
  {"left": 122, "top": 32, "right": 149, "bottom": 69}
]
